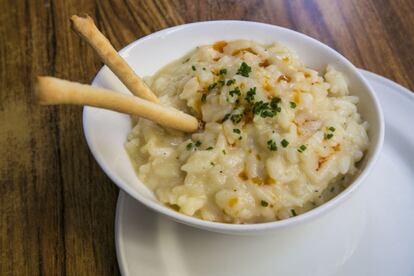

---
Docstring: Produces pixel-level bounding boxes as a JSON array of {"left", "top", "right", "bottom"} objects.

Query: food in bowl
[{"left": 125, "top": 40, "right": 369, "bottom": 224}]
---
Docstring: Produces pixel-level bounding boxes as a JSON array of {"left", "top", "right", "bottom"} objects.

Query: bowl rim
[{"left": 83, "top": 20, "right": 385, "bottom": 233}]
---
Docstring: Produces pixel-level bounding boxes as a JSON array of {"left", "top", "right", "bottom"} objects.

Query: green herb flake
[
  {"left": 330, "top": 187, "right": 335, "bottom": 193},
  {"left": 192, "top": 65, "right": 196, "bottom": 71},
  {"left": 298, "top": 145, "right": 307, "bottom": 153},
  {"left": 325, "top": 127, "right": 335, "bottom": 139},
  {"left": 222, "top": 113, "right": 231, "bottom": 122},
  {"left": 202, "top": 67, "right": 206, "bottom": 71},
  {"left": 289, "top": 101, "right": 297, "bottom": 108},
  {"left": 260, "top": 200, "right": 269, "bottom": 207},
  {"left": 236, "top": 62, "right": 252, "bottom": 77},
  {"left": 229, "top": 87, "right": 241, "bottom": 97},
  {"left": 231, "top": 113, "right": 243, "bottom": 124},
  {"left": 210, "top": 162, "right": 215, "bottom": 166},
  {"left": 208, "top": 83, "right": 217, "bottom": 91},
  {"left": 206, "top": 146, "right": 214, "bottom": 150},
  {"left": 183, "top": 58, "right": 190, "bottom": 63},
  {"left": 267, "top": 140, "right": 277, "bottom": 151},
  {"left": 222, "top": 149, "right": 226, "bottom": 155},
  {"left": 252, "top": 101, "right": 267, "bottom": 115},
  {"left": 219, "top": 68, "right": 227, "bottom": 75},
  {"left": 223, "top": 111, "right": 244, "bottom": 124},
  {"left": 218, "top": 80, "right": 225, "bottom": 86},
  {"left": 281, "top": 139, "right": 289, "bottom": 148},
  {"left": 226, "top": 79, "right": 236, "bottom": 86},
  {"left": 233, "top": 128, "right": 241, "bottom": 134},
  {"left": 201, "top": 94, "right": 207, "bottom": 103},
  {"left": 291, "top": 209, "right": 297, "bottom": 216},
  {"left": 195, "top": 141, "right": 202, "bottom": 147},
  {"left": 252, "top": 97, "right": 281, "bottom": 118},
  {"left": 270, "top": 97, "right": 281, "bottom": 110},
  {"left": 245, "top": 87, "right": 256, "bottom": 103},
  {"left": 186, "top": 143, "right": 193, "bottom": 150}
]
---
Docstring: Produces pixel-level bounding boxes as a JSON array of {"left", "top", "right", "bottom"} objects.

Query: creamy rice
[{"left": 125, "top": 40, "right": 369, "bottom": 223}]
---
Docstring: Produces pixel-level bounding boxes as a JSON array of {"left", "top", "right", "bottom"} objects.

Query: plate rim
[{"left": 358, "top": 69, "right": 414, "bottom": 101}]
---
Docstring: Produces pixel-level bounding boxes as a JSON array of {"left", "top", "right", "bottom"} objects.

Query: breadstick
[
  {"left": 70, "top": 15, "right": 159, "bottom": 103},
  {"left": 36, "top": 77, "right": 199, "bottom": 133}
]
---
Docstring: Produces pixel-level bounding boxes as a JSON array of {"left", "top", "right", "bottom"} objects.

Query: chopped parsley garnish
[
  {"left": 201, "top": 94, "right": 207, "bottom": 102},
  {"left": 289, "top": 101, "right": 297, "bottom": 108},
  {"left": 222, "top": 113, "right": 231, "bottom": 122},
  {"left": 208, "top": 82, "right": 217, "bottom": 91},
  {"left": 252, "top": 101, "right": 267, "bottom": 115},
  {"left": 222, "top": 111, "right": 244, "bottom": 124},
  {"left": 218, "top": 80, "right": 225, "bottom": 86},
  {"left": 267, "top": 139, "right": 277, "bottom": 151},
  {"left": 206, "top": 146, "right": 213, "bottom": 150},
  {"left": 202, "top": 67, "right": 206, "bottom": 70},
  {"left": 245, "top": 87, "right": 256, "bottom": 103},
  {"left": 195, "top": 141, "right": 202, "bottom": 147},
  {"left": 236, "top": 62, "right": 252, "bottom": 77},
  {"left": 330, "top": 187, "right": 335, "bottom": 193},
  {"left": 226, "top": 79, "right": 236, "bottom": 86},
  {"left": 298, "top": 145, "right": 307, "bottom": 153},
  {"left": 222, "top": 149, "right": 226, "bottom": 155},
  {"left": 281, "top": 139, "right": 289, "bottom": 148},
  {"left": 233, "top": 128, "right": 241, "bottom": 134},
  {"left": 229, "top": 87, "right": 241, "bottom": 97},
  {"left": 192, "top": 65, "right": 196, "bottom": 71},
  {"left": 186, "top": 143, "right": 193, "bottom": 150},
  {"left": 252, "top": 97, "right": 281, "bottom": 118},
  {"left": 270, "top": 97, "right": 282, "bottom": 109},
  {"left": 261, "top": 200, "right": 269, "bottom": 207},
  {"left": 230, "top": 113, "right": 243, "bottom": 123},
  {"left": 219, "top": 68, "right": 227, "bottom": 75},
  {"left": 325, "top": 126, "right": 335, "bottom": 139},
  {"left": 183, "top": 58, "right": 190, "bottom": 63},
  {"left": 291, "top": 209, "right": 297, "bottom": 216},
  {"left": 210, "top": 162, "right": 215, "bottom": 166}
]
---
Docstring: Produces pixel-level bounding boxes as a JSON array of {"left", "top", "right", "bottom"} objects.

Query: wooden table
[{"left": 1, "top": 0, "right": 413, "bottom": 275}]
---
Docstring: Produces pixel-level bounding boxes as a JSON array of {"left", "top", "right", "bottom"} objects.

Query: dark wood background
[{"left": 1, "top": 0, "right": 413, "bottom": 275}]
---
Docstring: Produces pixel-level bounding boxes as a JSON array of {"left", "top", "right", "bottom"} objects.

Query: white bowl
[{"left": 83, "top": 21, "right": 384, "bottom": 234}]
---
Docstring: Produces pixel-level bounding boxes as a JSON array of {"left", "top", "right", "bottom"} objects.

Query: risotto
[{"left": 125, "top": 40, "right": 369, "bottom": 223}]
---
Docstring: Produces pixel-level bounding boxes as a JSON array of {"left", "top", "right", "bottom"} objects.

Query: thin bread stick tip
[{"left": 70, "top": 14, "right": 159, "bottom": 103}]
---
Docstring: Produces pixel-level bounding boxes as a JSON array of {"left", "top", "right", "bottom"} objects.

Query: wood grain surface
[{"left": 1, "top": 0, "right": 413, "bottom": 275}]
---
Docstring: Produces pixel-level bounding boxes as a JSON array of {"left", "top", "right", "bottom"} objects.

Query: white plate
[{"left": 115, "top": 70, "right": 414, "bottom": 276}]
